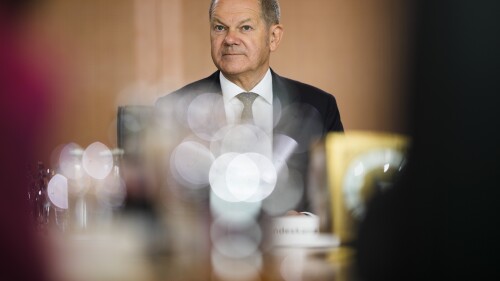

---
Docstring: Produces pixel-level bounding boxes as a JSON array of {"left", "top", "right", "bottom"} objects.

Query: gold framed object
[{"left": 325, "top": 131, "right": 410, "bottom": 244}]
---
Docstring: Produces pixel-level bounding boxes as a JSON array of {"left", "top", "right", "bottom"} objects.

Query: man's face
[{"left": 210, "top": 0, "right": 277, "bottom": 81}]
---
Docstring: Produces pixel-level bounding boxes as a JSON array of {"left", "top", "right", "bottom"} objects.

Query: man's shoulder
[
  {"left": 273, "top": 71, "right": 344, "bottom": 132},
  {"left": 175, "top": 71, "right": 220, "bottom": 94},
  {"left": 273, "top": 71, "right": 336, "bottom": 102},
  {"left": 281, "top": 76, "right": 331, "bottom": 94},
  {"left": 155, "top": 71, "right": 220, "bottom": 106}
]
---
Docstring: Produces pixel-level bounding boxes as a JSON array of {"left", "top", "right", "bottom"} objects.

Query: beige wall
[{"left": 33, "top": 0, "right": 411, "bottom": 163}]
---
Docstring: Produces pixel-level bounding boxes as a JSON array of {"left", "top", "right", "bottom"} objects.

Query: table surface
[{"left": 49, "top": 227, "right": 361, "bottom": 281}]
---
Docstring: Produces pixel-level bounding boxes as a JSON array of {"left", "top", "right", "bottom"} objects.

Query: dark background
[{"left": 357, "top": 1, "right": 500, "bottom": 280}]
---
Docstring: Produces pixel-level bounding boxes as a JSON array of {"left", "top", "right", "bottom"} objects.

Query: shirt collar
[{"left": 219, "top": 69, "right": 273, "bottom": 104}]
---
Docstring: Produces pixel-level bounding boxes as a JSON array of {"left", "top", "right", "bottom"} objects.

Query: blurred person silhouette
[
  {"left": 1, "top": 0, "right": 61, "bottom": 280},
  {"left": 356, "top": 1, "right": 500, "bottom": 280},
  {"left": 154, "top": 0, "right": 343, "bottom": 216}
]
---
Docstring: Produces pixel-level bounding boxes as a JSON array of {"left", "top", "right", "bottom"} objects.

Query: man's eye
[
  {"left": 214, "top": 25, "right": 226, "bottom": 31},
  {"left": 241, "top": 25, "right": 253, "bottom": 31}
]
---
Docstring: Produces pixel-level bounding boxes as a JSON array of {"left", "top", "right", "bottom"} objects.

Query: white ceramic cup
[{"left": 270, "top": 214, "right": 320, "bottom": 246}]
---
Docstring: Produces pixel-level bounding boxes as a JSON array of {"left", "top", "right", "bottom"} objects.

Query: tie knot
[
  {"left": 236, "top": 92, "right": 259, "bottom": 105},
  {"left": 236, "top": 92, "right": 259, "bottom": 123}
]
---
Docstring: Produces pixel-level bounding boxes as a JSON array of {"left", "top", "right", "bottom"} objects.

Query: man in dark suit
[{"left": 154, "top": 0, "right": 343, "bottom": 216}]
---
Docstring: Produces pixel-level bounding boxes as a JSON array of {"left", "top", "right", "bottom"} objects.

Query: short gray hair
[{"left": 209, "top": 0, "right": 281, "bottom": 26}]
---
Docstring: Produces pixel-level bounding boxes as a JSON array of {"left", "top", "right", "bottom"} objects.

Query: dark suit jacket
[{"left": 155, "top": 69, "right": 343, "bottom": 213}]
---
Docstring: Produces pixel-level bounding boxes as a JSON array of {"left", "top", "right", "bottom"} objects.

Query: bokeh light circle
[
  {"left": 262, "top": 168, "right": 304, "bottom": 216},
  {"left": 187, "top": 93, "right": 226, "bottom": 141},
  {"left": 243, "top": 153, "right": 277, "bottom": 202},
  {"left": 225, "top": 154, "right": 260, "bottom": 201},
  {"left": 211, "top": 250, "right": 262, "bottom": 281},
  {"left": 209, "top": 153, "right": 241, "bottom": 202},
  {"left": 210, "top": 191, "right": 262, "bottom": 221},
  {"left": 272, "top": 134, "right": 299, "bottom": 174},
  {"left": 47, "top": 174, "right": 68, "bottom": 209},
  {"left": 58, "top": 142, "right": 84, "bottom": 180},
  {"left": 210, "top": 218, "right": 261, "bottom": 259},
  {"left": 82, "top": 142, "right": 114, "bottom": 180},
  {"left": 170, "top": 140, "right": 215, "bottom": 188},
  {"left": 219, "top": 124, "right": 272, "bottom": 156}
]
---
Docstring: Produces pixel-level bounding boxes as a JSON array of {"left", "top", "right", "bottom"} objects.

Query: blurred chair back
[{"left": 117, "top": 105, "right": 154, "bottom": 162}]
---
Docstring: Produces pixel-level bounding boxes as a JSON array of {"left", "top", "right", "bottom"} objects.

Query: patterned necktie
[{"left": 236, "top": 92, "right": 259, "bottom": 124}]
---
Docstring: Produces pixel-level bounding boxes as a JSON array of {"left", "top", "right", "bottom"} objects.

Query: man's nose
[{"left": 224, "top": 29, "right": 240, "bottom": 45}]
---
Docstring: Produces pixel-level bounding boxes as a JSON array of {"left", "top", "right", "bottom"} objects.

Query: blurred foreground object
[
  {"left": 0, "top": 0, "right": 58, "bottom": 280},
  {"left": 325, "top": 131, "right": 409, "bottom": 245},
  {"left": 302, "top": 131, "right": 409, "bottom": 281},
  {"left": 356, "top": 1, "right": 500, "bottom": 281}
]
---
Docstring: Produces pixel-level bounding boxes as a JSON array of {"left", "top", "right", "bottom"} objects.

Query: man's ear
[{"left": 269, "top": 24, "right": 284, "bottom": 52}]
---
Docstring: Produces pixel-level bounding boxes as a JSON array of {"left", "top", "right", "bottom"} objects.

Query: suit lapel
[
  {"left": 271, "top": 69, "right": 299, "bottom": 108},
  {"left": 271, "top": 69, "right": 301, "bottom": 134}
]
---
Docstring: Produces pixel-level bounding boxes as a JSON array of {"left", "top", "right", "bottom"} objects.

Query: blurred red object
[{"left": 0, "top": 1, "right": 57, "bottom": 280}]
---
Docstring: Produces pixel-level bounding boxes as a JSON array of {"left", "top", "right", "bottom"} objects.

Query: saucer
[{"left": 271, "top": 234, "right": 340, "bottom": 248}]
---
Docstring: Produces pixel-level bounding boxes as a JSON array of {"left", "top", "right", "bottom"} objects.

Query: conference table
[{"left": 47, "top": 217, "right": 360, "bottom": 281}]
